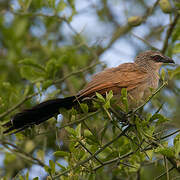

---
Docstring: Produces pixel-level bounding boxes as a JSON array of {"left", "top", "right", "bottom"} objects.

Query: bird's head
[{"left": 135, "top": 50, "right": 175, "bottom": 70}]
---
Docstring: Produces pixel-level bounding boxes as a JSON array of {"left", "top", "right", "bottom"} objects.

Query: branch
[
  {"left": 93, "top": 146, "right": 140, "bottom": 171},
  {"left": 154, "top": 167, "right": 174, "bottom": 180},
  {"left": 162, "top": 13, "right": 180, "bottom": 54},
  {"left": 0, "top": 139, "right": 46, "bottom": 167},
  {"left": 0, "top": 62, "right": 99, "bottom": 120},
  {"left": 10, "top": 1, "right": 160, "bottom": 57},
  {"left": 160, "top": 129, "right": 180, "bottom": 140},
  {"left": 131, "top": 32, "right": 159, "bottom": 50},
  {"left": 77, "top": 139, "right": 104, "bottom": 165},
  {"left": 99, "top": 0, "right": 160, "bottom": 55},
  {"left": 0, "top": 92, "right": 38, "bottom": 119},
  {"left": 143, "top": 136, "right": 180, "bottom": 173},
  {"left": 53, "top": 125, "right": 132, "bottom": 178},
  {"left": 53, "top": 62, "right": 100, "bottom": 85}
]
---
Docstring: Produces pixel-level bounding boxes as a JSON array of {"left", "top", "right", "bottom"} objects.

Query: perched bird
[{"left": 2, "top": 50, "right": 174, "bottom": 134}]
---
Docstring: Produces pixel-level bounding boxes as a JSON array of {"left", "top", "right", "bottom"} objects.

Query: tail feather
[{"left": 2, "top": 96, "right": 76, "bottom": 134}]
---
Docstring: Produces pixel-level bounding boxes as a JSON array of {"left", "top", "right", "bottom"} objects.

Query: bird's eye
[{"left": 151, "top": 55, "right": 164, "bottom": 62}]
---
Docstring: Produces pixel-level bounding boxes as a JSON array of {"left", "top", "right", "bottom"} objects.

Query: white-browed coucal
[{"left": 2, "top": 50, "right": 175, "bottom": 134}]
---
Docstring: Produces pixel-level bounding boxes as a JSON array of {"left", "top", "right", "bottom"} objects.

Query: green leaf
[
  {"left": 14, "top": 18, "right": 28, "bottom": 37},
  {"left": 120, "top": 88, "right": 128, "bottom": 112},
  {"left": 106, "top": 90, "right": 113, "bottom": 102},
  {"left": 88, "top": 173, "right": 96, "bottom": 180},
  {"left": 53, "top": 151, "right": 70, "bottom": 157},
  {"left": 33, "top": 178, "right": 39, "bottom": 180},
  {"left": 84, "top": 129, "right": 93, "bottom": 137},
  {"left": 100, "top": 122, "right": 109, "bottom": 142},
  {"left": 25, "top": 171, "right": 29, "bottom": 180},
  {"left": 146, "top": 150, "right": 153, "bottom": 160},
  {"left": 45, "top": 58, "right": 58, "bottom": 79},
  {"left": 96, "top": 92, "right": 105, "bottom": 102},
  {"left": 2, "top": 82, "right": 12, "bottom": 91},
  {"left": 65, "top": 126, "right": 76, "bottom": 136},
  {"left": 47, "top": 0, "right": 55, "bottom": 8},
  {"left": 174, "top": 133, "right": 180, "bottom": 158},
  {"left": 36, "top": 150, "right": 45, "bottom": 161},
  {"left": 44, "top": 165, "right": 52, "bottom": 175},
  {"left": 18, "top": 175, "right": 24, "bottom": 180},
  {"left": 19, "top": 58, "right": 45, "bottom": 71},
  {"left": 57, "top": 0, "right": 66, "bottom": 12},
  {"left": 20, "top": 66, "right": 44, "bottom": 82},
  {"left": 173, "top": 43, "right": 180, "bottom": 54},
  {"left": 75, "top": 123, "right": 81, "bottom": 138},
  {"left": 145, "top": 125, "right": 155, "bottom": 137},
  {"left": 150, "top": 113, "right": 169, "bottom": 125},
  {"left": 23, "top": 85, "right": 30, "bottom": 97},
  {"left": 80, "top": 103, "right": 89, "bottom": 113},
  {"left": 42, "top": 80, "right": 53, "bottom": 90},
  {"left": 33, "top": 177, "right": 39, "bottom": 180},
  {"left": 56, "top": 162, "right": 67, "bottom": 171},
  {"left": 168, "top": 66, "right": 180, "bottom": 79},
  {"left": 160, "top": 68, "right": 166, "bottom": 81},
  {"left": 84, "top": 129, "right": 99, "bottom": 145},
  {"left": 24, "top": 0, "right": 32, "bottom": 11},
  {"left": 155, "top": 146, "right": 174, "bottom": 157},
  {"left": 49, "top": 160, "right": 55, "bottom": 174},
  {"left": 4, "top": 153, "right": 16, "bottom": 165}
]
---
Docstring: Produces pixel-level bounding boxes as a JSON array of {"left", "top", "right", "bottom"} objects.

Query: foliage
[{"left": 0, "top": 0, "right": 180, "bottom": 179}]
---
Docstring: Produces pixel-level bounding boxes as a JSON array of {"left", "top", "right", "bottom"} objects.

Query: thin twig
[
  {"left": 134, "top": 82, "right": 168, "bottom": 113},
  {"left": 164, "top": 156, "right": 169, "bottom": 180},
  {"left": 154, "top": 167, "right": 174, "bottom": 180},
  {"left": 93, "top": 141, "right": 142, "bottom": 171},
  {"left": 131, "top": 32, "right": 158, "bottom": 50},
  {"left": 37, "top": 110, "right": 100, "bottom": 136},
  {"left": 53, "top": 62, "right": 100, "bottom": 85},
  {"left": 59, "top": 110, "right": 100, "bottom": 130},
  {"left": 160, "top": 129, "right": 180, "bottom": 140},
  {"left": 77, "top": 139, "right": 104, "bottom": 165}
]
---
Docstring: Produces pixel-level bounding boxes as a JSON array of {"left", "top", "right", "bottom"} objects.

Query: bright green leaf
[
  {"left": 57, "top": 0, "right": 66, "bottom": 11},
  {"left": 174, "top": 133, "right": 180, "bottom": 158},
  {"left": 53, "top": 151, "right": 70, "bottom": 157},
  {"left": 160, "top": 68, "right": 166, "bottom": 81},
  {"left": 96, "top": 92, "right": 105, "bottom": 102},
  {"left": 80, "top": 103, "right": 89, "bottom": 113},
  {"left": 33, "top": 177, "right": 39, "bottom": 180},
  {"left": 25, "top": 171, "right": 29, "bottom": 180},
  {"left": 19, "top": 58, "right": 45, "bottom": 71},
  {"left": 121, "top": 88, "right": 128, "bottom": 112},
  {"left": 49, "top": 160, "right": 55, "bottom": 174},
  {"left": 155, "top": 146, "right": 174, "bottom": 157},
  {"left": 75, "top": 123, "right": 81, "bottom": 138},
  {"left": 56, "top": 162, "right": 67, "bottom": 171},
  {"left": 65, "top": 126, "right": 76, "bottom": 136},
  {"left": 44, "top": 165, "right": 52, "bottom": 175}
]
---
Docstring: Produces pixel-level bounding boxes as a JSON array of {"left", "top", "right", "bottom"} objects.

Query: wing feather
[{"left": 78, "top": 63, "right": 148, "bottom": 97}]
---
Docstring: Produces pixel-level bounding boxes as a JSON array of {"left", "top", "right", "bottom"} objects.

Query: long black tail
[{"left": 2, "top": 96, "right": 76, "bottom": 134}]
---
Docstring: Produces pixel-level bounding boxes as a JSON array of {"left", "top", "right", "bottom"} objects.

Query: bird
[{"left": 2, "top": 50, "right": 175, "bottom": 134}]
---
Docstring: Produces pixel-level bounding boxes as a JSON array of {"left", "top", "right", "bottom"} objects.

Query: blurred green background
[{"left": 0, "top": 0, "right": 180, "bottom": 179}]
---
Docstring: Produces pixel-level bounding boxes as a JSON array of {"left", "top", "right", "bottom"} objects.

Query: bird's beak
[{"left": 163, "top": 56, "right": 175, "bottom": 64}]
